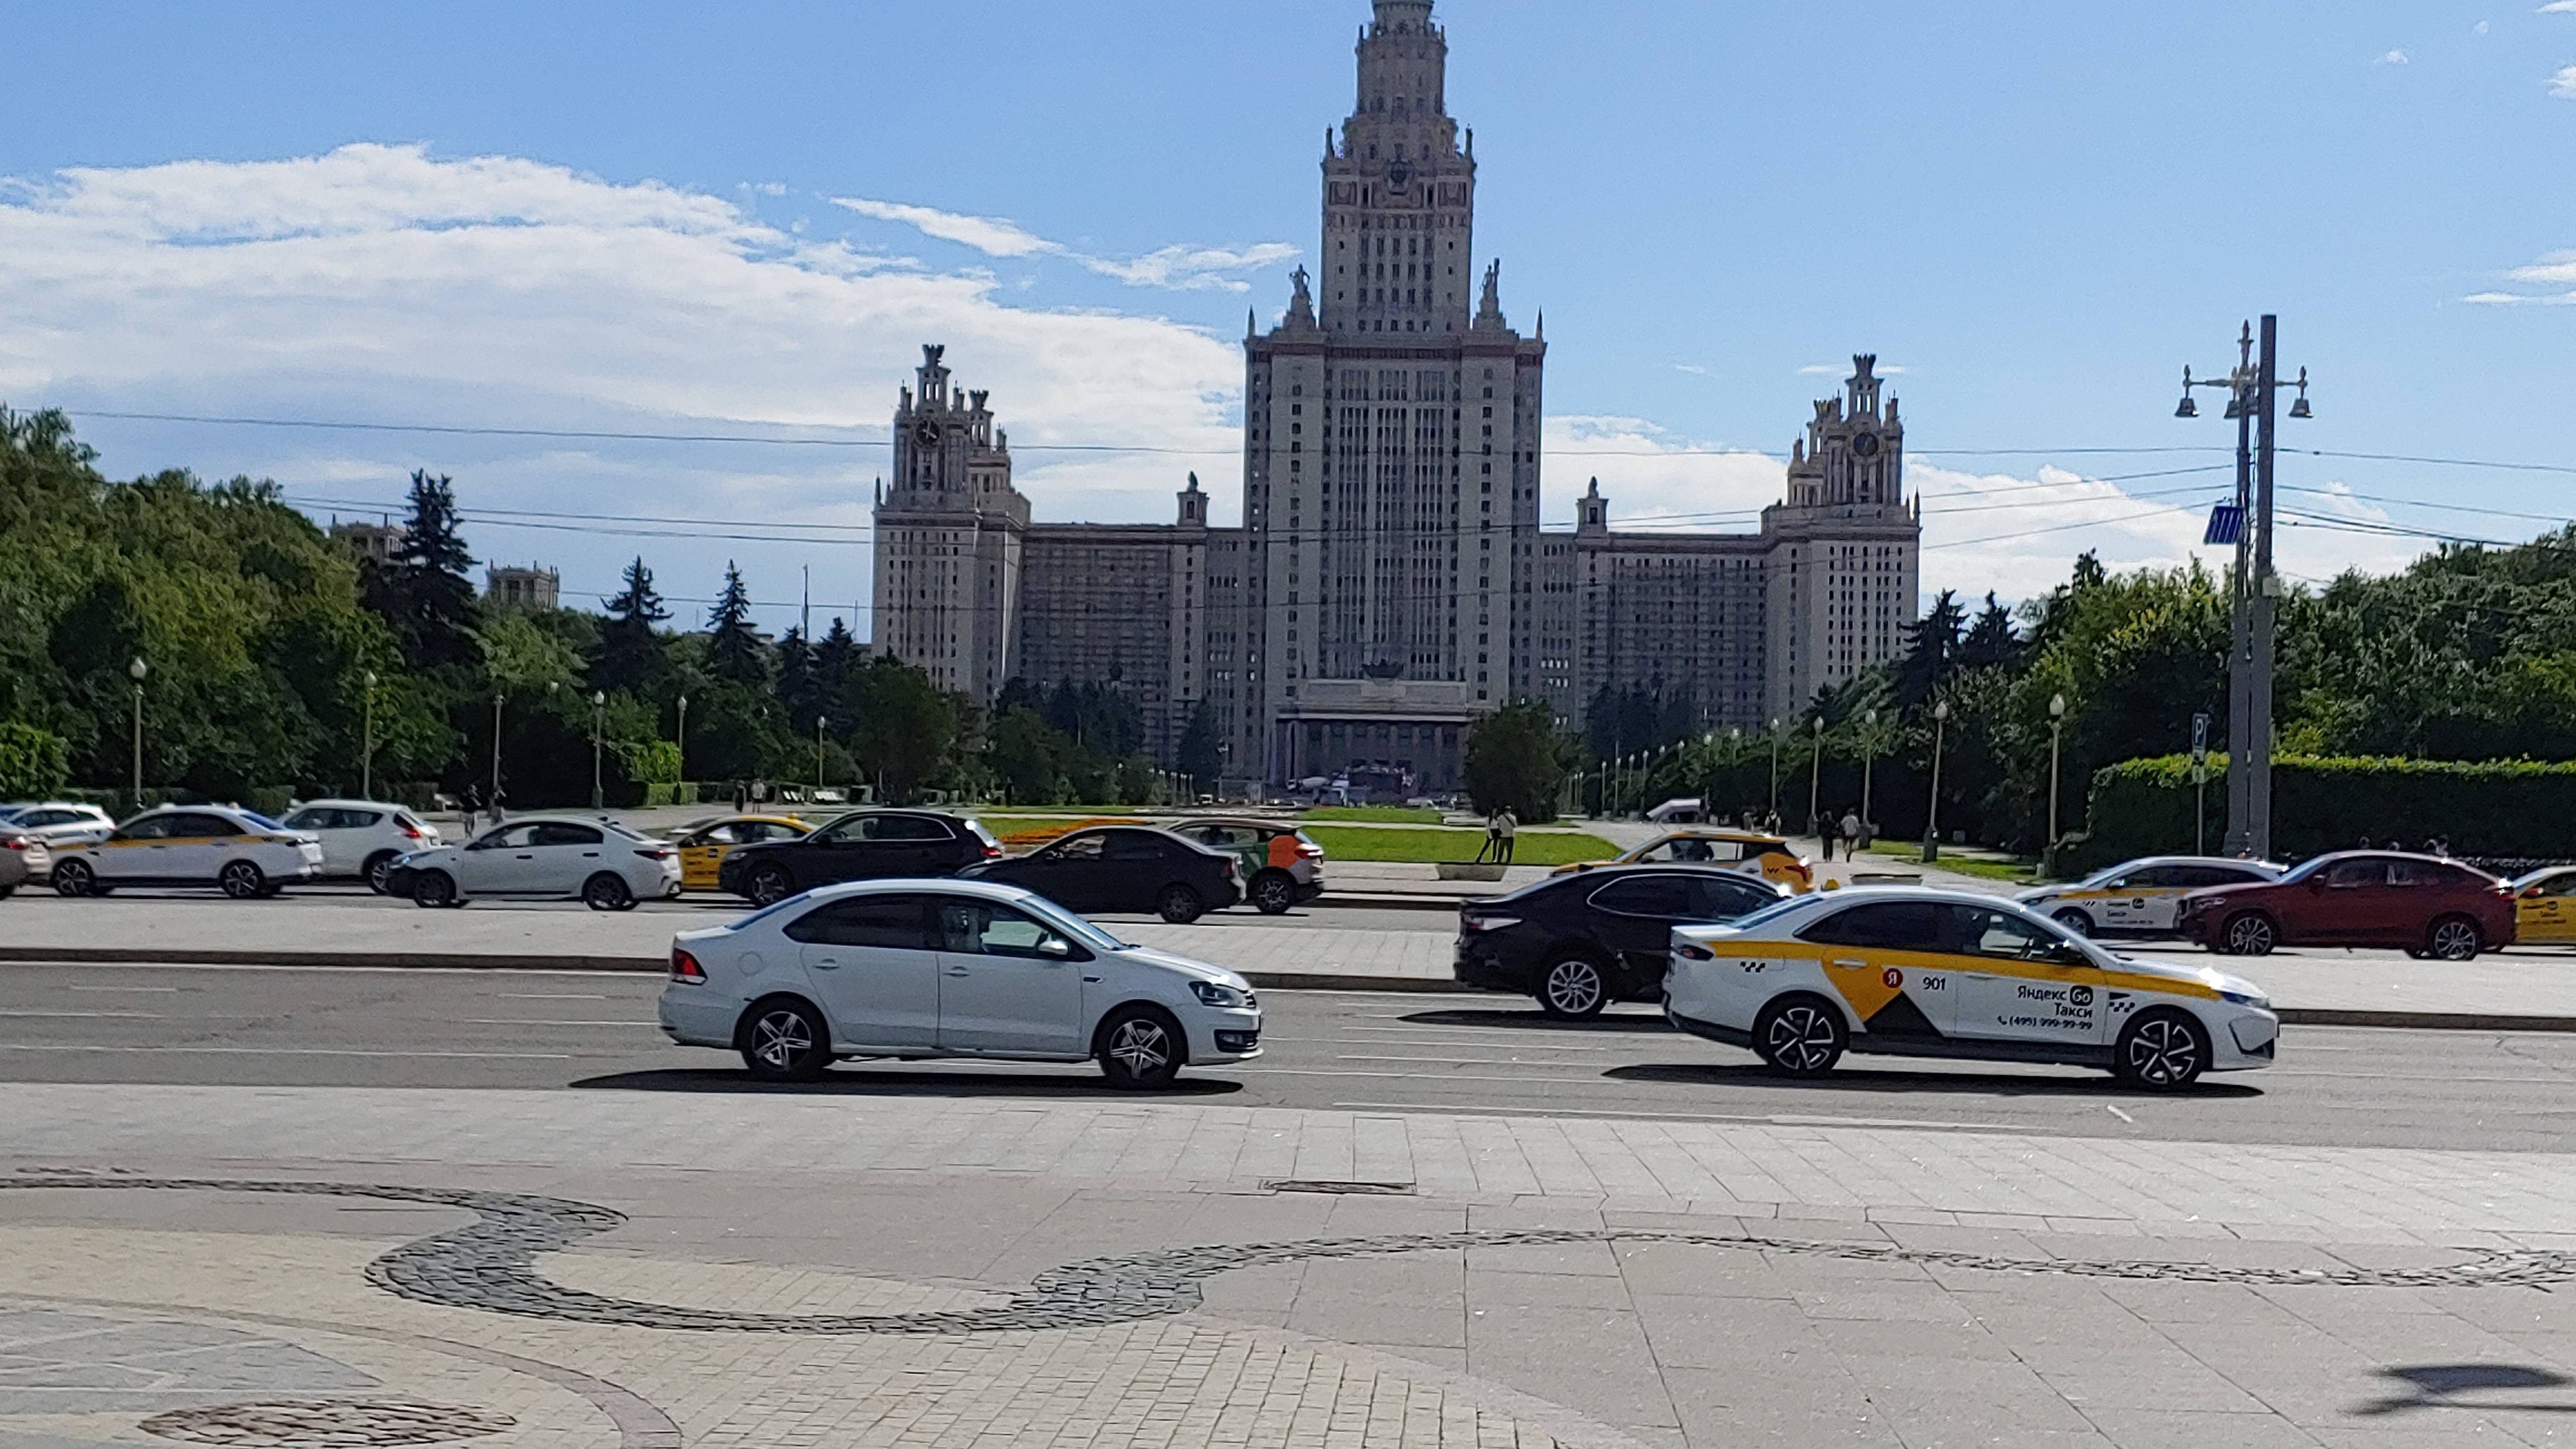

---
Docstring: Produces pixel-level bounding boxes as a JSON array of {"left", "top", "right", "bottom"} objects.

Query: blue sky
[{"left": 3, "top": 0, "right": 2573, "bottom": 632}]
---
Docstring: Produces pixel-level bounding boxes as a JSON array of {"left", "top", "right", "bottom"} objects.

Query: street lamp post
[
  {"left": 815, "top": 716, "right": 829, "bottom": 795},
  {"left": 675, "top": 694, "right": 689, "bottom": 787},
  {"left": 2176, "top": 316, "right": 2312, "bottom": 860},
  {"left": 127, "top": 658, "right": 147, "bottom": 808},
  {"left": 1859, "top": 709, "right": 1879, "bottom": 838},
  {"left": 361, "top": 670, "right": 378, "bottom": 799},
  {"left": 1767, "top": 720, "right": 1784, "bottom": 819},
  {"left": 1807, "top": 717, "right": 1826, "bottom": 840},
  {"left": 590, "top": 691, "right": 607, "bottom": 812},
  {"left": 1923, "top": 701, "right": 1952, "bottom": 864},
  {"left": 2045, "top": 693, "right": 2069, "bottom": 878},
  {"left": 490, "top": 693, "right": 504, "bottom": 807}
]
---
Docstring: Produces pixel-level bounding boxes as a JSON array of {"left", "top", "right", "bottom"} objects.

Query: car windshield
[
  {"left": 1018, "top": 896, "right": 1133, "bottom": 954},
  {"left": 603, "top": 820, "right": 650, "bottom": 841},
  {"left": 1700, "top": 894, "right": 1815, "bottom": 935},
  {"left": 240, "top": 812, "right": 289, "bottom": 833}
]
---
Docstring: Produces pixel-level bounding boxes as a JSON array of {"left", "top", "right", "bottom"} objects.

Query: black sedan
[
  {"left": 1454, "top": 865, "right": 1788, "bottom": 1019},
  {"left": 960, "top": 826, "right": 1241, "bottom": 923},
  {"left": 718, "top": 810, "right": 1002, "bottom": 906}
]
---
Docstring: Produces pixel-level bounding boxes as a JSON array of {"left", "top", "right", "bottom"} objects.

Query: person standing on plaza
[
  {"left": 1496, "top": 806, "right": 1518, "bottom": 866},
  {"left": 1841, "top": 807, "right": 1863, "bottom": 860},
  {"left": 1474, "top": 807, "right": 1501, "bottom": 864},
  {"left": 458, "top": 782, "right": 482, "bottom": 841},
  {"left": 1818, "top": 809, "right": 1840, "bottom": 864}
]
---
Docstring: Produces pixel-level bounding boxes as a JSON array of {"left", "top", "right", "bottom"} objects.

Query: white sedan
[
  {"left": 657, "top": 879, "right": 1263, "bottom": 1089},
  {"left": 50, "top": 806, "right": 323, "bottom": 899},
  {"left": 279, "top": 799, "right": 443, "bottom": 892},
  {"left": 2015, "top": 856, "right": 2282, "bottom": 937},
  {"left": 389, "top": 816, "right": 680, "bottom": 911},
  {"left": 1665, "top": 887, "right": 2278, "bottom": 1091}
]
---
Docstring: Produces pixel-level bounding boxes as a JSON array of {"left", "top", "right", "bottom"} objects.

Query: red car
[{"left": 2176, "top": 851, "right": 2517, "bottom": 961}]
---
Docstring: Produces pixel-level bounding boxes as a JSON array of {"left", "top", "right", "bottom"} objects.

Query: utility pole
[
  {"left": 2177, "top": 317, "right": 2311, "bottom": 860},
  {"left": 2044, "top": 693, "right": 2068, "bottom": 878},
  {"left": 675, "top": 694, "right": 689, "bottom": 787},
  {"left": 590, "top": 691, "right": 607, "bottom": 812},
  {"left": 127, "top": 657, "right": 148, "bottom": 809},
  {"left": 362, "top": 671, "right": 378, "bottom": 799}
]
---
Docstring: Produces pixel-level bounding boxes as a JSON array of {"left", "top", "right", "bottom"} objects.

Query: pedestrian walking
[
  {"left": 1496, "top": 806, "right": 1518, "bottom": 865},
  {"left": 486, "top": 784, "right": 506, "bottom": 827},
  {"left": 1840, "top": 807, "right": 1862, "bottom": 860},
  {"left": 1817, "top": 809, "right": 1840, "bottom": 863},
  {"left": 458, "top": 782, "right": 482, "bottom": 840},
  {"left": 733, "top": 779, "right": 749, "bottom": 814},
  {"left": 1762, "top": 809, "right": 1781, "bottom": 837},
  {"left": 1473, "top": 808, "right": 1499, "bottom": 864}
]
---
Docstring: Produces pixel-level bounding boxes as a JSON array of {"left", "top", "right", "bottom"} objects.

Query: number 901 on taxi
[{"left": 1663, "top": 888, "right": 2279, "bottom": 1091}]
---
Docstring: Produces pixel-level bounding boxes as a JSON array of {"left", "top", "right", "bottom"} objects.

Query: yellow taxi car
[
  {"left": 2512, "top": 867, "right": 2576, "bottom": 945},
  {"left": 670, "top": 815, "right": 808, "bottom": 891},
  {"left": 1665, "top": 886, "right": 2279, "bottom": 1091},
  {"left": 1556, "top": 829, "right": 1814, "bottom": 894}
]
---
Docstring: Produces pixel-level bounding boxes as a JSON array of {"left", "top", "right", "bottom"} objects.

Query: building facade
[
  {"left": 868, "top": 0, "right": 1919, "bottom": 791},
  {"left": 485, "top": 565, "right": 561, "bottom": 612}
]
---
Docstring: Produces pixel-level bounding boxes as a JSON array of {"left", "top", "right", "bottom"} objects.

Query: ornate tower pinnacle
[{"left": 1317, "top": 0, "right": 1476, "bottom": 334}]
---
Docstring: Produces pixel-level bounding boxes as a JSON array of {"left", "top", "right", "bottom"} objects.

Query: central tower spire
[{"left": 1320, "top": 0, "right": 1473, "bottom": 334}]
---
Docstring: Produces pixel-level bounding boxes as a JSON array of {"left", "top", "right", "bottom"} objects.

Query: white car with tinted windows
[
  {"left": 0, "top": 802, "right": 118, "bottom": 853},
  {"left": 50, "top": 806, "right": 323, "bottom": 899},
  {"left": 2016, "top": 856, "right": 2282, "bottom": 938},
  {"left": 279, "top": 799, "right": 443, "bottom": 892},
  {"left": 1665, "top": 887, "right": 2278, "bottom": 1091},
  {"left": 387, "top": 816, "right": 679, "bottom": 911},
  {"left": 658, "top": 878, "right": 1263, "bottom": 1089}
]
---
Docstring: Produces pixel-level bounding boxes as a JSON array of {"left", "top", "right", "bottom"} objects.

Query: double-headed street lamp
[
  {"left": 2177, "top": 315, "right": 2313, "bottom": 860},
  {"left": 590, "top": 690, "right": 607, "bottom": 812},
  {"left": 1923, "top": 701, "right": 1952, "bottom": 864},
  {"left": 1767, "top": 719, "right": 1785, "bottom": 817},
  {"left": 675, "top": 694, "right": 689, "bottom": 786},
  {"left": 815, "top": 715, "right": 830, "bottom": 794},
  {"left": 2044, "top": 693, "right": 2069, "bottom": 877},
  {"left": 361, "top": 670, "right": 379, "bottom": 799},
  {"left": 127, "top": 657, "right": 148, "bottom": 805}
]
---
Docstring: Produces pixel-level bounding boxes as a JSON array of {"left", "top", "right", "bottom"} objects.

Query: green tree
[
  {"left": 1464, "top": 700, "right": 1567, "bottom": 823},
  {"left": 1176, "top": 699, "right": 1222, "bottom": 785},
  {"left": 706, "top": 562, "right": 766, "bottom": 686},
  {"left": 987, "top": 706, "right": 1067, "bottom": 804},
  {"left": 0, "top": 722, "right": 69, "bottom": 798},
  {"left": 593, "top": 556, "right": 668, "bottom": 695},
  {"left": 1896, "top": 590, "right": 1966, "bottom": 709},
  {"left": 842, "top": 655, "right": 959, "bottom": 803},
  {"left": 366, "top": 470, "right": 479, "bottom": 672}
]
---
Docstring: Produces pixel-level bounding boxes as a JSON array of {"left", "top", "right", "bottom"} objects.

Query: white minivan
[{"left": 657, "top": 879, "right": 1263, "bottom": 1089}]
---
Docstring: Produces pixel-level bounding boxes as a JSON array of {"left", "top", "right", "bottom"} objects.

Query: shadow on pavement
[
  {"left": 1398, "top": 1008, "right": 1675, "bottom": 1033},
  {"left": 1604, "top": 1061, "right": 2265, "bottom": 1099},
  {"left": 2357, "top": 1363, "right": 2576, "bottom": 1416},
  {"left": 572, "top": 1067, "right": 1244, "bottom": 1100}
]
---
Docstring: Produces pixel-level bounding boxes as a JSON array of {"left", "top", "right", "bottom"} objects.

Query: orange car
[{"left": 1554, "top": 829, "right": 1814, "bottom": 894}]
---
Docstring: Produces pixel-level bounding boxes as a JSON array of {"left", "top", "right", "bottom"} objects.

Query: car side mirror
[
  {"left": 2525, "top": 886, "right": 2546, "bottom": 900},
  {"left": 1039, "top": 937, "right": 1072, "bottom": 959},
  {"left": 2307, "top": 877, "right": 2327, "bottom": 891},
  {"left": 2046, "top": 942, "right": 2089, "bottom": 968}
]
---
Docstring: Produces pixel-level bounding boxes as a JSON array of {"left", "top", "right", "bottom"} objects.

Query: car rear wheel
[
  {"left": 411, "top": 870, "right": 459, "bottom": 909},
  {"left": 1537, "top": 954, "right": 1610, "bottom": 1020},
  {"left": 1249, "top": 869, "right": 1298, "bottom": 915},
  {"left": 2222, "top": 912, "right": 2278, "bottom": 957},
  {"left": 2427, "top": 915, "right": 2483, "bottom": 962},
  {"left": 1097, "top": 1005, "right": 1186, "bottom": 1090},
  {"left": 218, "top": 861, "right": 266, "bottom": 900},
  {"left": 739, "top": 999, "right": 830, "bottom": 1082},
  {"left": 2114, "top": 1009, "right": 2209, "bottom": 1090},
  {"left": 1156, "top": 883, "right": 1206, "bottom": 924},
  {"left": 363, "top": 851, "right": 399, "bottom": 895},
  {"left": 583, "top": 873, "right": 634, "bottom": 912},
  {"left": 51, "top": 860, "right": 96, "bottom": 898},
  {"left": 2052, "top": 908, "right": 2095, "bottom": 936},
  {"left": 745, "top": 864, "right": 794, "bottom": 907},
  {"left": 1752, "top": 993, "right": 1847, "bottom": 1077}
]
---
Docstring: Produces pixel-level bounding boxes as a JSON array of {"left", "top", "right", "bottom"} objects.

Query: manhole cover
[
  {"left": 141, "top": 1399, "right": 516, "bottom": 1447},
  {"left": 1261, "top": 1179, "right": 1414, "bottom": 1196}
]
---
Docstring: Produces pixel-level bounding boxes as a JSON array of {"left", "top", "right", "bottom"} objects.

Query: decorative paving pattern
[
  {"left": 10, "top": 1175, "right": 2572, "bottom": 1339},
  {"left": 0, "top": 1309, "right": 378, "bottom": 1415},
  {"left": 139, "top": 1400, "right": 515, "bottom": 1447}
]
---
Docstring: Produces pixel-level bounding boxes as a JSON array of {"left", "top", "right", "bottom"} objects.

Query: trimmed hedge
[{"left": 2066, "top": 753, "right": 2576, "bottom": 872}]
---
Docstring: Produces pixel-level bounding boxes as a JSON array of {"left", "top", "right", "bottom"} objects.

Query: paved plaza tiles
[{"left": 7, "top": 1084, "right": 2576, "bottom": 1447}]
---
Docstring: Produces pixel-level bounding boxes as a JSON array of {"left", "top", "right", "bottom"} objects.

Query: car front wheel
[
  {"left": 1096, "top": 1005, "right": 1185, "bottom": 1090},
  {"left": 2427, "top": 915, "right": 2483, "bottom": 962},
  {"left": 52, "top": 860, "right": 96, "bottom": 897},
  {"left": 364, "top": 851, "right": 399, "bottom": 894},
  {"left": 2114, "top": 1009, "right": 2209, "bottom": 1090},
  {"left": 2052, "top": 908, "right": 2095, "bottom": 936},
  {"left": 739, "top": 999, "right": 830, "bottom": 1082},
  {"left": 1537, "top": 954, "right": 1610, "bottom": 1020},
  {"left": 411, "top": 870, "right": 459, "bottom": 909},
  {"left": 1752, "top": 993, "right": 1848, "bottom": 1077},
  {"left": 218, "top": 861, "right": 266, "bottom": 900},
  {"left": 2222, "top": 912, "right": 2278, "bottom": 957},
  {"left": 745, "top": 864, "right": 794, "bottom": 907},
  {"left": 583, "top": 873, "right": 635, "bottom": 912},
  {"left": 1156, "top": 884, "right": 1206, "bottom": 924}
]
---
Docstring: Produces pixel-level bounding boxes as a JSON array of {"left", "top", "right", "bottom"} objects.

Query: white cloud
[
  {"left": 2376, "top": 49, "right": 2411, "bottom": 65},
  {"left": 1669, "top": 363, "right": 1709, "bottom": 376},
  {"left": 2553, "top": 62, "right": 2576, "bottom": 96},
  {"left": 2544, "top": 2, "right": 2576, "bottom": 14},
  {"left": 2466, "top": 247, "right": 2576, "bottom": 303},
  {"left": 1798, "top": 362, "right": 1908, "bottom": 376},
  {"left": 2478, "top": 20, "right": 2493, "bottom": 34},
  {"left": 830, "top": 195, "right": 1296, "bottom": 293},
  {"left": 1540, "top": 416, "right": 1785, "bottom": 532},
  {"left": 0, "top": 143, "right": 1247, "bottom": 632}
]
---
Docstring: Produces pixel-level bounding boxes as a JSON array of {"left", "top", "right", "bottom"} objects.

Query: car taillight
[
  {"left": 983, "top": 844, "right": 1003, "bottom": 858},
  {"left": 670, "top": 948, "right": 706, "bottom": 984},
  {"left": 636, "top": 848, "right": 672, "bottom": 860},
  {"left": 2, "top": 839, "right": 22, "bottom": 851},
  {"left": 1297, "top": 843, "right": 1324, "bottom": 858},
  {"left": 1461, "top": 913, "right": 1521, "bottom": 932},
  {"left": 399, "top": 822, "right": 423, "bottom": 839},
  {"left": 1673, "top": 944, "right": 1715, "bottom": 961}
]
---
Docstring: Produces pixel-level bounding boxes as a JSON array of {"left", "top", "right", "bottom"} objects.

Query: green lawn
[
  {"left": 1304, "top": 825, "right": 1619, "bottom": 866},
  {"left": 1861, "top": 843, "right": 2039, "bottom": 884},
  {"left": 1302, "top": 805, "right": 1444, "bottom": 825}
]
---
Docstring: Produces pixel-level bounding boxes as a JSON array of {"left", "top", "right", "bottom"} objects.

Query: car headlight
[
  {"left": 1191, "top": 980, "right": 1250, "bottom": 1009},
  {"left": 2219, "top": 989, "right": 2269, "bottom": 1009}
]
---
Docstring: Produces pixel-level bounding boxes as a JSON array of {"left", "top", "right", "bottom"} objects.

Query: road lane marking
[
  {"left": 498, "top": 993, "right": 610, "bottom": 1000},
  {"left": 1327, "top": 1099, "right": 2047, "bottom": 1132},
  {"left": 0, "top": 1010, "right": 163, "bottom": 1019},
  {"left": 0, "top": 1045, "right": 574, "bottom": 1059},
  {"left": 461, "top": 1019, "right": 651, "bottom": 1028},
  {"left": 2105, "top": 1104, "right": 2136, "bottom": 1124},
  {"left": 67, "top": 985, "right": 181, "bottom": 993}
]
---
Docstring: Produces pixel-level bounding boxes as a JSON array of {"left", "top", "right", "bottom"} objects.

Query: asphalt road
[{"left": 3, "top": 960, "right": 2571, "bottom": 1154}]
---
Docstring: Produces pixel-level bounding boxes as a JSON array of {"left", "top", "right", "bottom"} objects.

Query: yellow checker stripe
[{"left": 1742, "top": 940, "right": 2219, "bottom": 1001}]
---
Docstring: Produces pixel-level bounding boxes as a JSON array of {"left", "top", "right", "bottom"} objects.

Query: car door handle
[
  {"left": 582, "top": 852, "right": 600, "bottom": 858},
  {"left": 1831, "top": 958, "right": 1865, "bottom": 969},
  {"left": 812, "top": 958, "right": 842, "bottom": 971},
  {"left": 944, "top": 967, "right": 971, "bottom": 977}
]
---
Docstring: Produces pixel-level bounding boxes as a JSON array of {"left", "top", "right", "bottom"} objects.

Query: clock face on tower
[
  {"left": 1850, "top": 431, "right": 1882, "bottom": 459},
  {"left": 1387, "top": 160, "right": 1413, "bottom": 186},
  {"left": 915, "top": 419, "right": 942, "bottom": 449}
]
